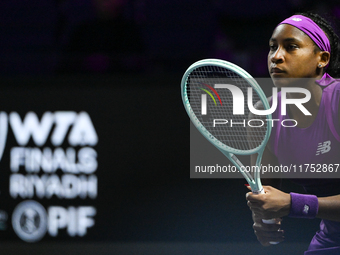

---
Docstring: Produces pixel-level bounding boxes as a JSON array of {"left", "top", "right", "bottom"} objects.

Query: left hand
[
  {"left": 251, "top": 212, "right": 284, "bottom": 246},
  {"left": 246, "top": 185, "right": 291, "bottom": 219}
]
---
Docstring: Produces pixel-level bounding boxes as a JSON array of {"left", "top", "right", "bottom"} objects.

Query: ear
[{"left": 318, "top": 51, "right": 331, "bottom": 68}]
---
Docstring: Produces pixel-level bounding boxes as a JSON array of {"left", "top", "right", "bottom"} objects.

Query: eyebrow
[{"left": 269, "top": 37, "right": 303, "bottom": 43}]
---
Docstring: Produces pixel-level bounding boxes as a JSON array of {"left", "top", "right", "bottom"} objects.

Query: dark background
[{"left": 0, "top": 0, "right": 339, "bottom": 254}]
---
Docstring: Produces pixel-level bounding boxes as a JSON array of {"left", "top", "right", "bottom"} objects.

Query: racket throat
[
  {"left": 230, "top": 153, "right": 262, "bottom": 193},
  {"left": 230, "top": 154, "right": 252, "bottom": 180}
]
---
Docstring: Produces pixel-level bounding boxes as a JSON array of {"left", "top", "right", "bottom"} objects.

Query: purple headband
[
  {"left": 279, "top": 15, "right": 335, "bottom": 86},
  {"left": 279, "top": 15, "right": 331, "bottom": 54}
]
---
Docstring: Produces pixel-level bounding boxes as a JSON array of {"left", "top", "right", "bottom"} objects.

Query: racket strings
[{"left": 186, "top": 65, "right": 267, "bottom": 151}]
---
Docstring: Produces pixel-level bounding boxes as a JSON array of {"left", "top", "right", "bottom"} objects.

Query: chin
[
  {"left": 271, "top": 76, "right": 307, "bottom": 88},
  {"left": 271, "top": 77, "right": 291, "bottom": 88}
]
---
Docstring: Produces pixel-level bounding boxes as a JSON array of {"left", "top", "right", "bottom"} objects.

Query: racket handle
[
  {"left": 262, "top": 219, "right": 280, "bottom": 244},
  {"left": 258, "top": 190, "right": 280, "bottom": 245},
  {"left": 262, "top": 219, "right": 276, "bottom": 224}
]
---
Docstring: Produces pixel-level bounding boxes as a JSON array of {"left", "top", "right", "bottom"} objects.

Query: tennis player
[{"left": 245, "top": 12, "right": 340, "bottom": 254}]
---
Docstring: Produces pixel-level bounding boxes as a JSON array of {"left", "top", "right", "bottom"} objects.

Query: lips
[{"left": 270, "top": 67, "right": 285, "bottom": 74}]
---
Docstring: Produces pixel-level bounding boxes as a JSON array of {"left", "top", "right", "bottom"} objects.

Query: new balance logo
[
  {"left": 303, "top": 204, "right": 309, "bottom": 215},
  {"left": 315, "top": 141, "right": 331, "bottom": 156}
]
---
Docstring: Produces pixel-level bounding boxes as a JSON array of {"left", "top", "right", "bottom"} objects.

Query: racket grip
[
  {"left": 259, "top": 190, "right": 280, "bottom": 245},
  {"left": 262, "top": 219, "right": 280, "bottom": 244},
  {"left": 262, "top": 219, "right": 276, "bottom": 224}
]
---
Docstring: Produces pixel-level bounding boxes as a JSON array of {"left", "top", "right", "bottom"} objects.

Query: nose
[{"left": 270, "top": 47, "right": 284, "bottom": 64}]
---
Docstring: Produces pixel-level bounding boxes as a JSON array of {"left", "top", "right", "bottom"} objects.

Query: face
[{"left": 268, "top": 24, "right": 321, "bottom": 87}]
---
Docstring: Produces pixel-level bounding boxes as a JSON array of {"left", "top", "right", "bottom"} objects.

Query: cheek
[
  {"left": 267, "top": 53, "right": 272, "bottom": 67},
  {"left": 302, "top": 56, "right": 318, "bottom": 72},
  {"left": 301, "top": 49, "right": 319, "bottom": 66}
]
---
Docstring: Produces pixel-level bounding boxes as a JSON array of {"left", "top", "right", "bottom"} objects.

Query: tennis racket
[{"left": 181, "top": 59, "right": 279, "bottom": 233}]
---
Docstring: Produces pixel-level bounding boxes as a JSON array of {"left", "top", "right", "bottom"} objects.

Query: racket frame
[{"left": 181, "top": 59, "right": 272, "bottom": 194}]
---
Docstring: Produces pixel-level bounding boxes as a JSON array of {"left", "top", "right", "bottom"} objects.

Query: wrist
[{"left": 288, "top": 192, "right": 319, "bottom": 219}]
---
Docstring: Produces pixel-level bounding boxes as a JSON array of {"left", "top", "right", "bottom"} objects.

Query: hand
[
  {"left": 246, "top": 186, "right": 290, "bottom": 246},
  {"left": 246, "top": 185, "right": 291, "bottom": 219},
  {"left": 252, "top": 212, "right": 284, "bottom": 246}
]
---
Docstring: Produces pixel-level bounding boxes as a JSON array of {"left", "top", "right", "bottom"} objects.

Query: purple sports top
[{"left": 269, "top": 82, "right": 340, "bottom": 252}]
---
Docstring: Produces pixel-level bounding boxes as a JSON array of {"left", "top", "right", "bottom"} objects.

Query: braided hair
[{"left": 297, "top": 12, "right": 340, "bottom": 78}]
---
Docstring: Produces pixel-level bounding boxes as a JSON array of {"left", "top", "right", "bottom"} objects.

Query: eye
[
  {"left": 269, "top": 44, "right": 277, "bottom": 51},
  {"left": 287, "top": 44, "right": 298, "bottom": 50}
]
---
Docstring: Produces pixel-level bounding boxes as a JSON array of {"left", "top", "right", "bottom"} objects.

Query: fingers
[
  {"left": 246, "top": 191, "right": 260, "bottom": 202},
  {"left": 253, "top": 222, "right": 284, "bottom": 246},
  {"left": 246, "top": 186, "right": 285, "bottom": 246},
  {"left": 246, "top": 190, "right": 267, "bottom": 203},
  {"left": 254, "top": 221, "right": 281, "bottom": 231},
  {"left": 247, "top": 200, "right": 263, "bottom": 208},
  {"left": 246, "top": 186, "right": 290, "bottom": 219},
  {"left": 255, "top": 231, "right": 284, "bottom": 246},
  {"left": 247, "top": 200, "right": 266, "bottom": 218},
  {"left": 253, "top": 211, "right": 282, "bottom": 224},
  {"left": 246, "top": 185, "right": 273, "bottom": 198}
]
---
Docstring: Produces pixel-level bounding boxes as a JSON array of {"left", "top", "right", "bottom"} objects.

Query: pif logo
[
  {"left": 12, "top": 200, "right": 96, "bottom": 242},
  {"left": 200, "top": 84, "right": 312, "bottom": 116}
]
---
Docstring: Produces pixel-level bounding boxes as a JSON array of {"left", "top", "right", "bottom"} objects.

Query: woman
[{"left": 246, "top": 12, "right": 340, "bottom": 254}]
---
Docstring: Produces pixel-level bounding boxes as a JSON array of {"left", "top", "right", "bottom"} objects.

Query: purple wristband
[{"left": 288, "top": 193, "right": 319, "bottom": 219}]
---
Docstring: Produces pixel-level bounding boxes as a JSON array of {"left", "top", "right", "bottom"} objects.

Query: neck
[{"left": 286, "top": 77, "right": 323, "bottom": 128}]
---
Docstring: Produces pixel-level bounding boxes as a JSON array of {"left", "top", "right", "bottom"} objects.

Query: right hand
[{"left": 252, "top": 212, "right": 284, "bottom": 246}]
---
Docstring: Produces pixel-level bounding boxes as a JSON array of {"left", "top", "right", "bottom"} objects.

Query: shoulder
[
  {"left": 329, "top": 82, "right": 340, "bottom": 117},
  {"left": 253, "top": 96, "right": 275, "bottom": 110},
  {"left": 322, "top": 82, "right": 340, "bottom": 131},
  {"left": 248, "top": 97, "right": 273, "bottom": 120}
]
